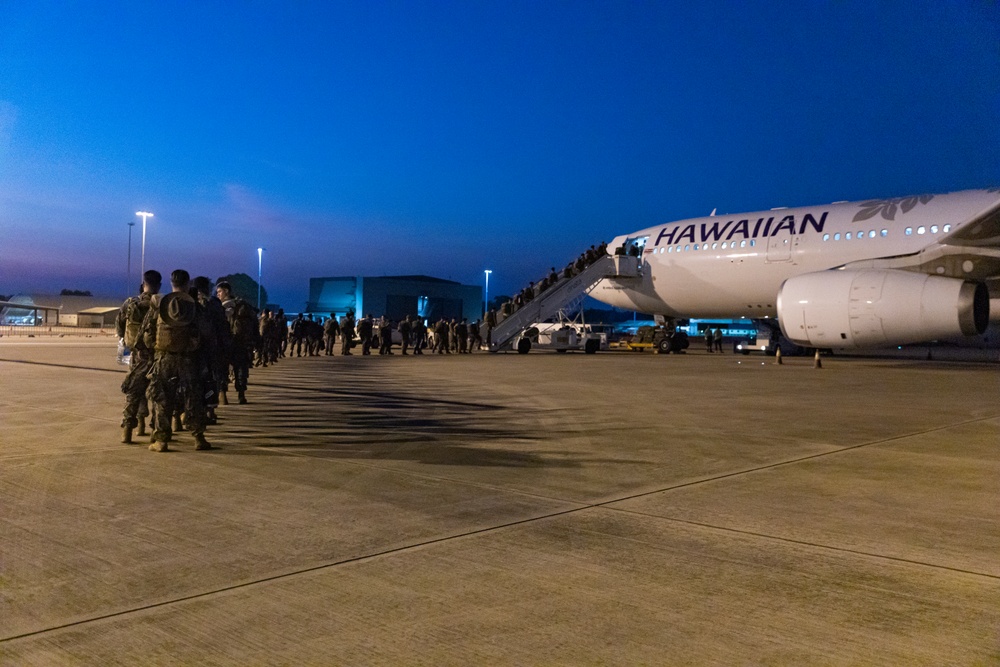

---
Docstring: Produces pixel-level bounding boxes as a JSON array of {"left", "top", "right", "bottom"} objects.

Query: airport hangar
[{"left": 305, "top": 275, "right": 483, "bottom": 323}]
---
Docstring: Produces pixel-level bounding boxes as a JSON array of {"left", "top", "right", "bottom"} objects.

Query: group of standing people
[
  {"left": 318, "top": 313, "right": 485, "bottom": 356},
  {"left": 704, "top": 327, "right": 725, "bottom": 353},
  {"left": 117, "top": 273, "right": 498, "bottom": 453},
  {"left": 116, "top": 270, "right": 260, "bottom": 453},
  {"left": 492, "top": 242, "right": 609, "bottom": 326}
]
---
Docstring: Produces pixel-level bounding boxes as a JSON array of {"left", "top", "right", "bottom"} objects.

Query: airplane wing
[{"left": 841, "top": 192, "right": 1000, "bottom": 295}]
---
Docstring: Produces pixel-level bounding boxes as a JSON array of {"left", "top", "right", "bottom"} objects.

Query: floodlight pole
[
  {"left": 135, "top": 211, "right": 154, "bottom": 275},
  {"left": 484, "top": 269, "right": 492, "bottom": 315}
]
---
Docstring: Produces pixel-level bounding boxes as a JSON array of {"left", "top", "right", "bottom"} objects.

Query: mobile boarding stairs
[{"left": 488, "top": 254, "right": 641, "bottom": 353}]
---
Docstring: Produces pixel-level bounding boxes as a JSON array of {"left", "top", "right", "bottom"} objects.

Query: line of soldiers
[
  {"left": 116, "top": 269, "right": 261, "bottom": 453},
  {"left": 493, "top": 242, "right": 609, "bottom": 325},
  {"left": 311, "top": 312, "right": 486, "bottom": 356},
  {"left": 117, "top": 271, "right": 498, "bottom": 452}
]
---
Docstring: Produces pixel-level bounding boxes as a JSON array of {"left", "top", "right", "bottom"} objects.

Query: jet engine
[{"left": 777, "top": 269, "right": 989, "bottom": 348}]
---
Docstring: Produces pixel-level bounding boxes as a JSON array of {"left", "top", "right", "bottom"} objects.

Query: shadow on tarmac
[{"left": 213, "top": 362, "right": 595, "bottom": 469}]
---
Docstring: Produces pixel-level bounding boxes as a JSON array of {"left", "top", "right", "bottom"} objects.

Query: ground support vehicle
[
  {"left": 512, "top": 310, "right": 606, "bottom": 354},
  {"left": 626, "top": 325, "right": 689, "bottom": 353}
]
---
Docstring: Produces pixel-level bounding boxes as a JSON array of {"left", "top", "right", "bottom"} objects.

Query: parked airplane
[{"left": 592, "top": 187, "right": 1000, "bottom": 348}]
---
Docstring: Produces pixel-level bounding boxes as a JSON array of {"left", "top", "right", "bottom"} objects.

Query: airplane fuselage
[{"left": 593, "top": 189, "right": 1000, "bottom": 325}]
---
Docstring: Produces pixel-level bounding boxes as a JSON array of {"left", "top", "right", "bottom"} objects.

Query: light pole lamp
[
  {"left": 135, "top": 211, "right": 154, "bottom": 275},
  {"left": 484, "top": 269, "right": 492, "bottom": 314},
  {"left": 257, "top": 247, "right": 265, "bottom": 311}
]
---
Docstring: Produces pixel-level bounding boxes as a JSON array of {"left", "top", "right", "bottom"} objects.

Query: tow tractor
[{"left": 626, "top": 325, "right": 689, "bottom": 354}]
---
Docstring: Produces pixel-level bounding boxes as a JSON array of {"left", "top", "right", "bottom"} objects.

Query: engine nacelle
[{"left": 777, "top": 269, "right": 989, "bottom": 348}]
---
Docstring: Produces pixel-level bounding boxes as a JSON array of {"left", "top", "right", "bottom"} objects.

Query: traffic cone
[
  {"left": 774, "top": 348, "right": 782, "bottom": 365},
  {"left": 813, "top": 349, "right": 822, "bottom": 369}
]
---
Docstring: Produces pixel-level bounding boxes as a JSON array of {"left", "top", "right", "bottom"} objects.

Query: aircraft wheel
[
  {"left": 656, "top": 338, "right": 671, "bottom": 354},
  {"left": 517, "top": 338, "right": 531, "bottom": 354}
]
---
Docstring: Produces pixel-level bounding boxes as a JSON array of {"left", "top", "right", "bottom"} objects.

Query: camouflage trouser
[
  {"left": 121, "top": 351, "right": 152, "bottom": 428},
  {"left": 146, "top": 352, "right": 207, "bottom": 443},
  {"left": 228, "top": 344, "right": 251, "bottom": 393}
]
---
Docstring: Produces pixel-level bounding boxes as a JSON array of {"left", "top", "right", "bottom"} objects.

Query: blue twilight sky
[{"left": 2, "top": 1, "right": 999, "bottom": 310}]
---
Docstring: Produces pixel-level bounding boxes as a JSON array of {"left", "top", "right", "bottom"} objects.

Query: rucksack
[
  {"left": 156, "top": 317, "right": 195, "bottom": 353},
  {"left": 154, "top": 293, "right": 198, "bottom": 354},
  {"left": 123, "top": 296, "right": 151, "bottom": 349},
  {"left": 231, "top": 299, "right": 258, "bottom": 343}
]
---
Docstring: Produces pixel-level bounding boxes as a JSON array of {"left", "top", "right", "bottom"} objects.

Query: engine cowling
[{"left": 777, "top": 269, "right": 989, "bottom": 348}]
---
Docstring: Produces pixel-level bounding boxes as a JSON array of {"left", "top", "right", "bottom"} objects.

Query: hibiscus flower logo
[{"left": 853, "top": 195, "right": 934, "bottom": 222}]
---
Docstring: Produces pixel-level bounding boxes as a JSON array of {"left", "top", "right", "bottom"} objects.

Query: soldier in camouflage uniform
[
  {"left": 340, "top": 313, "right": 356, "bottom": 355},
  {"left": 116, "top": 270, "right": 162, "bottom": 444},
  {"left": 142, "top": 269, "right": 212, "bottom": 452},
  {"left": 192, "top": 276, "right": 230, "bottom": 424},
  {"left": 323, "top": 313, "right": 340, "bottom": 355},
  {"left": 217, "top": 281, "right": 256, "bottom": 405}
]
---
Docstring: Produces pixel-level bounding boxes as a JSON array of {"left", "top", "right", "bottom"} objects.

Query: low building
[
  {"left": 0, "top": 294, "right": 121, "bottom": 326},
  {"left": 306, "top": 275, "right": 483, "bottom": 323},
  {"left": 77, "top": 306, "right": 120, "bottom": 328}
]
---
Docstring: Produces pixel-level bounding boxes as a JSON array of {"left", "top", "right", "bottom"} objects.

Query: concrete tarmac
[{"left": 1, "top": 338, "right": 998, "bottom": 665}]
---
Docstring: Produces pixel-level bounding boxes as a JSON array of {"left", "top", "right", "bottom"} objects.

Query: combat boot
[
  {"left": 173, "top": 414, "right": 184, "bottom": 432},
  {"left": 136, "top": 420, "right": 147, "bottom": 437},
  {"left": 220, "top": 391, "right": 229, "bottom": 405},
  {"left": 121, "top": 424, "right": 134, "bottom": 444},
  {"left": 238, "top": 391, "right": 248, "bottom": 404},
  {"left": 149, "top": 441, "right": 169, "bottom": 452},
  {"left": 193, "top": 434, "right": 212, "bottom": 450}
]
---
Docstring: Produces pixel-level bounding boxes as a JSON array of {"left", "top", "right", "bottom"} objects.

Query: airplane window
[
  {"left": 740, "top": 240, "right": 746, "bottom": 247},
  {"left": 917, "top": 226, "right": 925, "bottom": 234},
  {"left": 943, "top": 224, "right": 951, "bottom": 232},
  {"left": 667, "top": 246, "right": 672, "bottom": 253},
  {"left": 905, "top": 227, "right": 912, "bottom": 235},
  {"left": 930, "top": 225, "right": 938, "bottom": 233},
  {"left": 750, "top": 239, "right": 756, "bottom": 247},
  {"left": 684, "top": 244, "right": 690, "bottom": 251},
  {"left": 858, "top": 232, "right": 864, "bottom": 240},
  {"left": 880, "top": 229, "right": 888, "bottom": 237},
  {"left": 694, "top": 243, "right": 699, "bottom": 250},
  {"left": 834, "top": 233, "right": 841, "bottom": 241},
  {"left": 712, "top": 242, "right": 718, "bottom": 249},
  {"left": 823, "top": 233, "right": 829, "bottom": 241},
  {"left": 846, "top": 232, "right": 852, "bottom": 240},
  {"left": 869, "top": 230, "right": 876, "bottom": 238},
  {"left": 721, "top": 242, "right": 728, "bottom": 249}
]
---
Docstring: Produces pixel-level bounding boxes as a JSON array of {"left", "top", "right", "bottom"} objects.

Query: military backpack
[
  {"left": 123, "top": 296, "right": 151, "bottom": 349},
  {"left": 154, "top": 292, "right": 198, "bottom": 354},
  {"left": 230, "top": 299, "right": 258, "bottom": 343}
]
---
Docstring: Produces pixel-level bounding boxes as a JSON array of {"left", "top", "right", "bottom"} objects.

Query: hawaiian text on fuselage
[{"left": 654, "top": 212, "right": 828, "bottom": 247}]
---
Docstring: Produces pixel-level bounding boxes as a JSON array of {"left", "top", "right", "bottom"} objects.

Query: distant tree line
[{"left": 60, "top": 289, "right": 93, "bottom": 296}]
